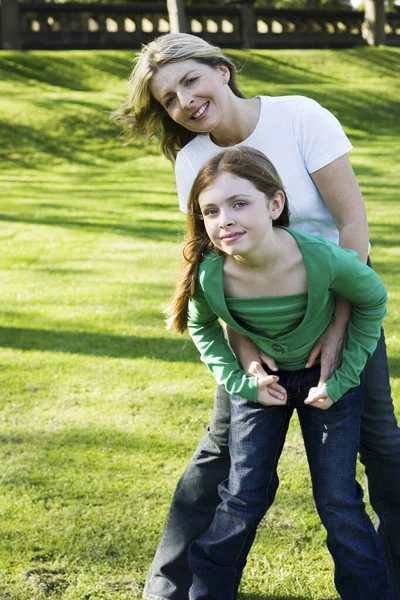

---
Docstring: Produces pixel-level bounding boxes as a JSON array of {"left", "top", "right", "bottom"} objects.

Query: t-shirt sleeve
[
  {"left": 175, "top": 149, "right": 199, "bottom": 214},
  {"left": 292, "top": 97, "right": 353, "bottom": 174}
]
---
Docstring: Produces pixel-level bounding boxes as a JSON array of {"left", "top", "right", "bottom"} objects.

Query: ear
[
  {"left": 218, "top": 64, "right": 231, "bottom": 85},
  {"left": 269, "top": 190, "right": 286, "bottom": 221}
]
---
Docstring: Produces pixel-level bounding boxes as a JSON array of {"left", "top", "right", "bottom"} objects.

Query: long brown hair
[
  {"left": 166, "top": 147, "right": 290, "bottom": 333},
  {"left": 111, "top": 33, "right": 245, "bottom": 163}
]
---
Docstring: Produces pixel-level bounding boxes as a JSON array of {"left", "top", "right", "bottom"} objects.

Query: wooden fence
[{"left": 1, "top": 1, "right": 400, "bottom": 50}]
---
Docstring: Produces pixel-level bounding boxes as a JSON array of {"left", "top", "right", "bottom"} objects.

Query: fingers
[
  {"left": 259, "top": 352, "right": 278, "bottom": 372},
  {"left": 304, "top": 396, "right": 326, "bottom": 405},
  {"left": 305, "top": 342, "right": 322, "bottom": 368},
  {"left": 268, "top": 382, "right": 287, "bottom": 402},
  {"left": 304, "top": 385, "right": 333, "bottom": 410},
  {"left": 305, "top": 398, "right": 334, "bottom": 411},
  {"left": 257, "top": 377, "right": 287, "bottom": 406},
  {"left": 258, "top": 375, "right": 280, "bottom": 387},
  {"left": 247, "top": 360, "right": 269, "bottom": 378},
  {"left": 258, "top": 396, "right": 287, "bottom": 407},
  {"left": 304, "top": 384, "right": 327, "bottom": 405}
]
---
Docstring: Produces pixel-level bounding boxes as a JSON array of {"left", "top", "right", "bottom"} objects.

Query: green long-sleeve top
[{"left": 187, "top": 228, "right": 387, "bottom": 403}]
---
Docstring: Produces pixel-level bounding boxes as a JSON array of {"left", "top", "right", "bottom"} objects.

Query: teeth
[{"left": 192, "top": 102, "right": 208, "bottom": 119}]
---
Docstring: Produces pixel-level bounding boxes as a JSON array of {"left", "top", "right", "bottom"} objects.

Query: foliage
[{"left": 0, "top": 47, "right": 399, "bottom": 599}]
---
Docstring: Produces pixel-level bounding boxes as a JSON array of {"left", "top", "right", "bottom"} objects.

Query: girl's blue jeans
[
  {"left": 188, "top": 365, "right": 394, "bottom": 600},
  {"left": 143, "top": 329, "right": 400, "bottom": 600}
]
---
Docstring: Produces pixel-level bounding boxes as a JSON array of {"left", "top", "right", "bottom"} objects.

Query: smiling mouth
[
  {"left": 191, "top": 102, "right": 209, "bottom": 120},
  {"left": 220, "top": 232, "right": 244, "bottom": 243}
]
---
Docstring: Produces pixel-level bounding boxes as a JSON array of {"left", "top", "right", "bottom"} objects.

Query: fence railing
[{"left": 1, "top": 1, "right": 400, "bottom": 50}]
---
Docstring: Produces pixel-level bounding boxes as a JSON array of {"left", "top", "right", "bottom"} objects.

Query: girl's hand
[
  {"left": 304, "top": 383, "right": 334, "bottom": 410},
  {"left": 226, "top": 328, "right": 286, "bottom": 401},
  {"left": 257, "top": 375, "right": 287, "bottom": 407}
]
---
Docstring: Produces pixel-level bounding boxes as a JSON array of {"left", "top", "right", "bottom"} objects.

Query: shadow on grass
[
  {"left": 0, "top": 428, "right": 196, "bottom": 465},
  {"left": 0, "top": 212, "right": 181, "bottom": 242},
  {"left": 0, "top": 113, "right": 160, "bottom": 170},
  {"left": 0, "top": 327, "right": 199, "bottom": 362},
  {"left": 231, "top": 50, "right": 339, "bottom": 86},
  {"left": 341, "top": 46, "right": 400, "bottom": 78},
  {"left": 0, "top": 50, "right": 133, "bottom": 91}
]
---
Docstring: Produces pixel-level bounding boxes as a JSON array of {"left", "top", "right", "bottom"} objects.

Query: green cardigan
[{"left": 187, "top": 228, "right": 387, "bottom": 403}]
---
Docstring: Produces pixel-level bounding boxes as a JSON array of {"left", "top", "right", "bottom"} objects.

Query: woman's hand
[
  {"left": 226, "top": 327, "right": 286, "bottom": 401},
  {"left": 257, "top": 375, "right": 287, "bottom": 407},
  {"left": 304, "top": 383, "right": 334, "bottom": 411},
  {"left": 306, "top": 298, "right": 350, "bottom": 383}
]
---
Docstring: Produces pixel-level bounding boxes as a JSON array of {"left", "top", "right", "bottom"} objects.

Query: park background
[{"left": 0, "top": 42, "right": 399, "bottom": 599}]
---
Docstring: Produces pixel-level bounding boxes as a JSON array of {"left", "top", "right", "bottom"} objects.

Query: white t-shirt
[{"left": 175, "top": 95, "right": 352, "bottom": 244}]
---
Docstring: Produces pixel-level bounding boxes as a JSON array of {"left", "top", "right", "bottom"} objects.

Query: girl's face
[
  {"left": 198, "top": 172, "right": 283, "bottom": 258},
  {"left": 150, "top": 59, "right": 231, "bottom": 134}
]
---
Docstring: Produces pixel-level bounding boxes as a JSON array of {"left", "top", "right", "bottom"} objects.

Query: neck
[
  {"left": 229, "top": 228, "right": 286, "bottom": 271},
  {"left": 210, "top": 97, "right": 260, "bottom": 147}
]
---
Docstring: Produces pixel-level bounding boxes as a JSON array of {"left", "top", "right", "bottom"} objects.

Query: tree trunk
[
  {"left": 363, "top": 0, "right": 386, "bottom": 46},
  {"left": 167, "top": 0, "right": 188, "bottom": 33},
  {"left": 1, "top": 0, "right": 21, "bottom": 49}
]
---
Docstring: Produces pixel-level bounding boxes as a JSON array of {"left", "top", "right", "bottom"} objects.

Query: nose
[
  {"left": 219, "top": 211, "right": 235, "bottom": 229},
  {"left": 178, "top": 89, "right": 194, "bottom": 110}
]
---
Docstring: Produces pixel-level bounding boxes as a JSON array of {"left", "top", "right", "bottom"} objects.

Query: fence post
[
  {"left": 167, "top": 0, "right": 188, "bottom": 33},
  {"left": 362, "top": 0, "right": 386, "bottom": 46},
  {"left": 1, "top": 0, "right": 21, "bottom": 49},
  {"left": 225, "top": 0, "right": 256, "bottom": 48}
]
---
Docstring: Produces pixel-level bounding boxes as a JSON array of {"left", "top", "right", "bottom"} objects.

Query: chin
[{"left": 222, "top": 246, "right": 239, "bottom": 256}]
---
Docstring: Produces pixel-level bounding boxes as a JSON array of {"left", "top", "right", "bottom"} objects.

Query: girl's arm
[
  {"left": 188, "top": 289, "right": 285, "bottom": 405},
  {"left": 225, "top": 326, "right": 286, "bottom": 401},
  {"left": 313, "top": 245, "right": 387, "bottom": 404}
]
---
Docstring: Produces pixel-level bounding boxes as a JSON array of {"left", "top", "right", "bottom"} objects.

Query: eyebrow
[
  {"left": 200, "top": 194, "right": 252, "bottom": 209},
  {"left": 160, "top": 70, "right": 197, "bottom": 104}
]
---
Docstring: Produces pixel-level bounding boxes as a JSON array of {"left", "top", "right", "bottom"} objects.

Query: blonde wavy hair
[{"left": 112, "top": 33, "right": 245, "bottom": 163}]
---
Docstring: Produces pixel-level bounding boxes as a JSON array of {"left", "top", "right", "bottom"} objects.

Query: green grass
[{"left": 0, "top": 47, "right": 399, "bottom": 599}]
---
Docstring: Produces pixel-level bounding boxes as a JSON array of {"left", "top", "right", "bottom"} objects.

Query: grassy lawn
[{"left": 0, "top": 47, "right": 399, "bottom": 599}]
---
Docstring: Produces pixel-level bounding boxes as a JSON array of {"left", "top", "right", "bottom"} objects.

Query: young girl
[{"left": 167, "top": 146, "right": 394, "bottom": 600}]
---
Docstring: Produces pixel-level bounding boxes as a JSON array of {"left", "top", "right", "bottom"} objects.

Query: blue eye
[
  {"left": 233, "top": 201, "right": 247, "bottom": 209},
  {"left": 203, "top": 208, "right": 219, "bottom": 217}
]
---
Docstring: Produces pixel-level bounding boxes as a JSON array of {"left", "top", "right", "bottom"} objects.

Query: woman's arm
[
  {"left": 311, "top": 154, "right": 369, "bottom": 263},
  {"left": 306, "top": 154, "right": 370, "bottom": 382}
]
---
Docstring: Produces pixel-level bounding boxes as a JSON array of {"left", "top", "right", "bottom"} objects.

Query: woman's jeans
[
  {"left": 143, "top": 330, "right": 400, "bottom": 600},
  {"left": 188, "top": 366, "right": 394, "bottom": 600}
]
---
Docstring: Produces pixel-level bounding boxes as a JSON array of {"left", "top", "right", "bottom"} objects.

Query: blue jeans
[
  {"left": 188, "top": 367, "right": 394, "bottom": 600},
  {"left": 143, "top": 330, "right": 400, "bottom": 600}
]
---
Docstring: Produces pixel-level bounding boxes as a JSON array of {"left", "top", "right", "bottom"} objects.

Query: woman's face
[{"left": 150, "top": 59, "right": 231, "bottom": 134}]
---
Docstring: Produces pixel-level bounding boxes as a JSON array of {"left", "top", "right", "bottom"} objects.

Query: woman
[{"left": 113, "top": 33, "right": 400, "bottom": 599}]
